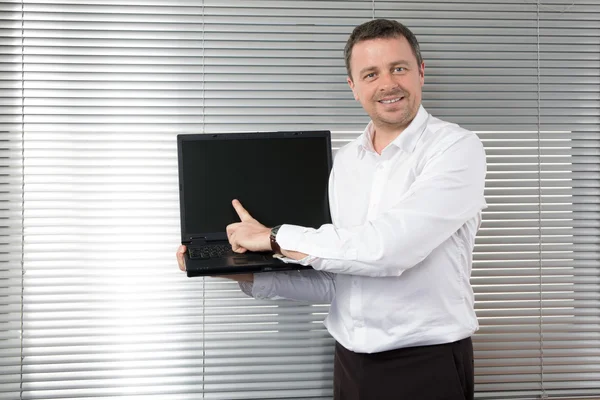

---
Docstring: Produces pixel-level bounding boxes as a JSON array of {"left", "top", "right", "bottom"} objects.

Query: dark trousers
[{"left": 333, "top": 337, "right": 474, "bottom": 400}]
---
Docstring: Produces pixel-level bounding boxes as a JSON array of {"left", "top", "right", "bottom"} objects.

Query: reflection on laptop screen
[{"left": 181, "top": 133, "right": 332, "bottom": 235}]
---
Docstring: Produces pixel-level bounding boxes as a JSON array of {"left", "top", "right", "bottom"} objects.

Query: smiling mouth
[{"left": 378, "top": 97, "right": 403, "bottom": 104}]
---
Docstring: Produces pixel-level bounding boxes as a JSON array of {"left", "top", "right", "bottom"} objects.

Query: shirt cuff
[
  {"left": 238, "top": 281, "right": 254, "bottom": 297},
  {"left": 278, "top": 254, "right": 318, "bottom": 266},
  {"left": 276, "top": 224, "right": 311, "bottom": 253},
  {"left": 274, "top": 224, "right": 319, "bottom": 266},
  {"left": 276, "top": 223, "right": 352, "bottom": 261}
]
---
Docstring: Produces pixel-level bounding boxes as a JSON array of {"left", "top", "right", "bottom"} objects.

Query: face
[{"left": 347, "top": 36, "right": 425, "bottom": 134}]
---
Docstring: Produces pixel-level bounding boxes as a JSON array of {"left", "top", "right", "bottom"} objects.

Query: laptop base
[{"left": 185, "top": 252, "right": 313, "bottom": 277}]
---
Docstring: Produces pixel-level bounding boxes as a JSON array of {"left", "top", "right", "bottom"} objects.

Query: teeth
[{"left": 380, "top": 98, "right": 401, "bottom": 104}]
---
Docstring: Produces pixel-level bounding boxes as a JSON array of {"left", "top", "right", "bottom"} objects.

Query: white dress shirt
[{"left": 244, "top": 106, "right": 487, "bottom": 353}]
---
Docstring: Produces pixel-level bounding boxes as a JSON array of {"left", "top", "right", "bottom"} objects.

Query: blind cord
[
  {"left": 201, "top": 2, "right": 206, "bottom": 398},
  {"left": 536, "top": 1, "right": 547, "bottom": 399},
  {"left": 539, "top": 3, "right": 572, "bottom": 400},
  {"left": 19, "top": 0, "right": 25, "bottom": 399},
  {"left": 202, "top": 0, "right": 205, "bottom": 136}
]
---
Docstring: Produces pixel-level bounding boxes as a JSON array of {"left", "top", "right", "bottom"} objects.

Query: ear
[
  {"left": 347, "top": 76, "right": 359, "bottom": 101},
  {"left": 419, "top": 61, "right": 425, "bottom": 86}
]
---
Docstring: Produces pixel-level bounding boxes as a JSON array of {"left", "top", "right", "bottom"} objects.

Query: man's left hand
[{"left": 226, "top": 199, "right": 271, "bottom": 253}]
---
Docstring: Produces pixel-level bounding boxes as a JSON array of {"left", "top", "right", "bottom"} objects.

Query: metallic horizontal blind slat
[{"left": 0, "top": 1, "right": 599, "bottom": 399}]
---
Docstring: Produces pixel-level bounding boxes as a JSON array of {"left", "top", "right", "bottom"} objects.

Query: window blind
[
  {"left": 0, "top": 1, "right": 599, "bottom": 399},
  {"left": 1, "top": 0, "right": 25, "bottom": 397}
]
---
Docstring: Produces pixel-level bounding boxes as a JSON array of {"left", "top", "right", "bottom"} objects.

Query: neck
[
  {"left": 371, "top": 106, "right": 421, "bottom": 154},
  {"left": 371, "top": 123, "right": 407, "bottom": 154}
]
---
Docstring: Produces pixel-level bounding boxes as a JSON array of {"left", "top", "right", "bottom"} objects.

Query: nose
[{"left": 379, "top": 72, "right": 399, "bottom": 91}]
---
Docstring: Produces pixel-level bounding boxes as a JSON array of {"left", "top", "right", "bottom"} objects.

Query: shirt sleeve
[
  {"left": 238, "top": 280, "right": 254, "bottom": 297},
  {"left": 238, "top": 270, "right": 336, "bottom": 303},
  {"left": 275, "top": 134, "right": 487, "bottom": 277}
]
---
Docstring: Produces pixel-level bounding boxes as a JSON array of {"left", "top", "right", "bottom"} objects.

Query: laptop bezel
[{"left": 177, "top": 130, "right": 333, "bottom": 246}]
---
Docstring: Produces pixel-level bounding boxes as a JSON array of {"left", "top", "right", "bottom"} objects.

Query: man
[{"left": 177, "top": 19, "right": 486, "bottom": 400}]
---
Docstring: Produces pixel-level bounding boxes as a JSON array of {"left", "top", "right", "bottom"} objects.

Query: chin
[
  {"left": 390, "top": 110, "right": 416, "bottom": 124},
  {"left": 377, "top": 113, "right": 412, "bottom": 126}
]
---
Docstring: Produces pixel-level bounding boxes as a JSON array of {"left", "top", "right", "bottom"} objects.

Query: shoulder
[
  {"left": 332, "top": 133, "right": 364, "bottom": 165},
  {"left": 420, "top": 115, "right": 485, "bottom": 158}
]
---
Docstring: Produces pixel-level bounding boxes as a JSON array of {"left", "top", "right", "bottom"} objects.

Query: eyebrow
[
  {"left": 357, "top": 60, "right": 411, "bottom": 77},
  {"left": 358, "top": 66, "right": 377, "bottom": 77}
]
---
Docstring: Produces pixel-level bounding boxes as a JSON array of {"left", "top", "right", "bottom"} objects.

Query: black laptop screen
[{"left": 180, "top": 133, "right": 332, "bottom": 237}]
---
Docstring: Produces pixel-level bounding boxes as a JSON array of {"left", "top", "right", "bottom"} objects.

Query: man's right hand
[{"left": 175, "top": 245, "right": 254, "bottom": 283}]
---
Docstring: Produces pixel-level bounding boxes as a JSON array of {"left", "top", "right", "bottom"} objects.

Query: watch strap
[{"left": 270, "top": 225, "right": 282, "bottom": 255}]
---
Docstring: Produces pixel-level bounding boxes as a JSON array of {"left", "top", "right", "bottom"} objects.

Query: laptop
[{"left": 177, "top": 131, "right": 333, "bottom": 277}]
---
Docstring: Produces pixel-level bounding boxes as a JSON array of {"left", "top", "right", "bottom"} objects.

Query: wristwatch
[{"left": 270, "top": 225, "right": 283, "bottom": 255}]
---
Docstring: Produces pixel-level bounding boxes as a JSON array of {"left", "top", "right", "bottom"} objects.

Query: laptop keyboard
[{"left": 188, "top": 244, "right": 234, "bottom": 259}]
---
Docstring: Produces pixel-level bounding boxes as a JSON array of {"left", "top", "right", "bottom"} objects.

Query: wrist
[
  {"left": 270, "top": 225, "right": 283, "bottom": 255},
  {"left": 281, "top": 248, "right": 308, "bottom": 261}
]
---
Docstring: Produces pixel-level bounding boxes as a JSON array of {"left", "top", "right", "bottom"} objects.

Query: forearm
[
  {"left": 280, "top": 248, "right": 308, "bottom": 260},
  {"left": 277, "top": 136, "right": 487, "bottom": 277},
  {"left": 278, "top": 206, "right": 482, "bottom": 277},
  {"left": 239, "top": 270, "right": 335, "bottom": 303}
]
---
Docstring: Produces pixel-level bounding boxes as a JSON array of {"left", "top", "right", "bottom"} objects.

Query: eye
[
  {"left": 394, "top": 67, "right": 405, "bottom": 73},
  {"left": 364, "top": 72, "right": 376, "bottom": 79}
]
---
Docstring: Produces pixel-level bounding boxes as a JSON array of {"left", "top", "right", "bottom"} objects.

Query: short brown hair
[{"left": 344, "top": 19, "right": 423, "bottom": 80}]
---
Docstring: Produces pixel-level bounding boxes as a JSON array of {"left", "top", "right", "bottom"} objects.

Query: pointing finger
[{"left": 232, "top": 199, "right": 253, "bottom": 222}]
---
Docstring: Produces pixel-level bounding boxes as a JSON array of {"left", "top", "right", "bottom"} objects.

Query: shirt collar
[
  {"left": 357, "top": 105, "right": 429, "bottom": 156},
  {"left": 357, "top": 123, "right": 376, "bottom": 155}
]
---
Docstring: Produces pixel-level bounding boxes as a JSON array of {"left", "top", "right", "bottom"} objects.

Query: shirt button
[{"left": 356, "top": 320, "right": 364, "bottom": 328}]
